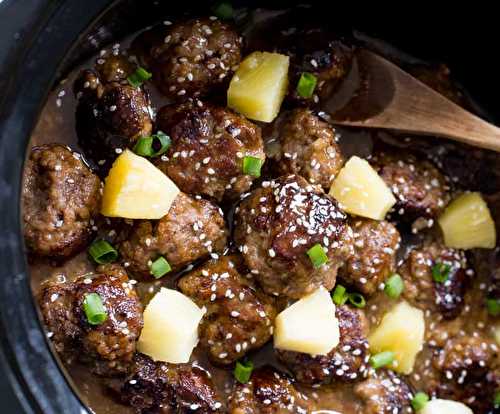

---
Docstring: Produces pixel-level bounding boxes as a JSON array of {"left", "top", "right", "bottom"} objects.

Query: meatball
[
  {"left": 234, "top": 175, "right": 352, "bottom": 298},
  {"left": 38, "top": 264, "right": 143, "bottom": 376},
  {"left": 23, "top": 144, "right": 101, "bottom": 258},
  {"left": 277, "top": 305, "right": 369, "bottom": 384},
  {"left": 274, "top": 109, "right": 344, "bottom": 189},
  {"left": 399, "top": 241, "right": 471, "bottom": 320},
  {"left": 132, "top": 17, "right": 242, "bottom": 100},
  {"left": 228, "top": 366, "right": 311, "bottom": 414},
  {"left": 155, "top": 101, "right": 264, "bottom": 201},
  {"left": 178, "top": 255, "right": 276, "bottom": 365},
  {"left": 354, "top": 369, "right": 413, "bottom": 414},
  {"left": 121, "top": 354, "right": 222, "bottom": 413},
  {"left": 119, "top": 192, "right": 228, "bottom": 278},
  {"left": 371, "top": 150, "right": 450, "bottom": 221},
  {"left": 339, "top": 219, "right": 400, "bottom": 296}
]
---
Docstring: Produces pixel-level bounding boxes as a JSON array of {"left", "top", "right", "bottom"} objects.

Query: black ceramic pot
[{"left": 0, "top": 2, "right": 498, "bottom": 413}]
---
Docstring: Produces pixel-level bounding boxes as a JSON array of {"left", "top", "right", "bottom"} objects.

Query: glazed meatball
[
  {"left": 119, "top": 192, "right": 228, "bottom": 278},
  {"left": 23, "top": 144, "right": 101, "bottom": 258},
  {"left": 234, "top": 175, "right": 353, "bottom": 299},
  {"left": 228, "top": 366, "right": 311, "bottom": 414},
  {"left": 339, "top": 219, "right": 400, "bottom": 296},
  {"left": 38, "top": 264, "right": 143, "bottom": 376},
  {"left": 155, "top": 101, "right": 264, "bottom": 201},
  {"left": 371, "top": 150, "right": 450, "bottom": 221},
  {"left": 354, "top": 369, "right": 413, "bottom": 414},
  {"left": 121, "top": 354, "right": 222, "bottom": 413},
  {"left": 178, "top": 255, "right": 276, "bottom": 365},
  {"left": 277, "top": 305, "right": 369, "bottom": 384},
  {"left": 132, "top": 17, "right": 241, "bottom": 100},
  {"left": 274, "top": 109, "right": 344, "bottom": 189},
  {"left": 399, "top": 241, "right": 471, "bottom": 320}
]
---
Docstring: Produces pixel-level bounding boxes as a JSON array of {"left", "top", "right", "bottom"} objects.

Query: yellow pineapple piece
[
  {"left": 227, "top": 51, "right": 289, "bottom": 122},
  {"left": 101, "top": 150, "right": 180, "bottom": 219},
  {"left": 420, "top": 399, "right": 472, "bottom": 414},
  {"left": 368, "top": 301, "right": 425, "bottom": 374},
  {"left": 438, "top": 192, "right": 496, "bottom": 249}
]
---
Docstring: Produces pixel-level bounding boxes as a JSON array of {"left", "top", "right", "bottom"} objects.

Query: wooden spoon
[{"left": 324, "top": 49, "right": 500, "bottom": 152}]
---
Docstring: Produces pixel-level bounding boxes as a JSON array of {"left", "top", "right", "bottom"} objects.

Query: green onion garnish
[
  {"left": 83, "top": 293, "right": 108, "bottom": 325},
  {"left": 348, "top": 292, "right": 366, "bottom": 308},
  {"left": 133, "top": 132, "right": 171, "bottom": 157},
  {"left": 296, "top": 72, "right": 317, "bottom": 98},
  {"left": 384, "top": 274, "right": 404, "bottom": 299},
  {"left": 494, "top": 391, "right": 500, "bottom": 408},
  {"left": 332, "top": 284, "right": 348, "bottom": 306},
  {"left": 88, "top": 240, "right": 118, "bottom": 264},
  {"left": 487, "top": 298, "right": 500, "bottom": 316},
  {"left": 369, "top": 351, "right": 395, "bottom": 369},
  {"left": 411, "top": 392, "right": 429, "bottom": 411},
  {"left": 150, "top": 256, "right": 172, "bottom": 279},
  {"left": 127, "top": 66, "right": 152, "bottom": 88},
  {"left": 306, "top": 243, "right": 328, "bottom": 268},
  {"left": 432, "top": 262, "right": 451, "bottom": 283},
  {"left": 234, "top": 360, "right": 253, "bottom": 384},
  {"left": 212, "top": 1, "right": 234, "bottom": 20},
  {"left": 242, "top": 156, "right": 263, "bottom": 177}
]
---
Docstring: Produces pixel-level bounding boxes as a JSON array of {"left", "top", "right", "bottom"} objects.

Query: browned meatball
[
  {"left": 38, "top": 264, "right": 142, "bottom": 376},
  {"left": 178, "top": 256, "right": 276, "bottom": 365},
  {"left": 155, "top": 102, "right": 264, "bottom": 201},
  {"left": 277, "top": 305, "right": 369, "bottom": 384},
  {"left": 274, "top": 109, "right": 344, "bottom": 189},
  {"left": 355, "top": 370, "right": 413, "bottom": 414},
  {"left": 371, "top": 150, "right": 450, "bottom": 221},
  {"left": 22, "top": 144, "right": 101, "bottom": 258},
  {"left": 234, "top": 175, "right": 353, "bottom": 299},
  {"left": 339, "top": 219, "right": 401, "bottom": 296},
  {"left": 119, "top": 192, "right": 227, "bottom": 279},
  {"left": 132, "top": 17, "right": 241, "bottom": 100},
  {"left": 399, "top": 241, "right": 471, "bottom": 320},
  {"left": 121, "top": 353, "right": 222, "bottom": 413},
  {"left": 228, "top": 366, "right": 311, "bottom": 414}
]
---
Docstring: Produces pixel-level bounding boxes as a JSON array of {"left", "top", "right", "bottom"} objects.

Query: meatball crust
[
  {"left": 155, "top": 101, "right": 264, "bottom": 201},
  {"left": 119, "top": 192, "right": 228, "bottom": 278},
  {"left": 277, "top": 305, "right": 370, "bottom": 384},
  {"left": 234, "top": 175, "right": 353, "bottom": 299},
  {"left": 38, "top": 264, "right": 143, "bottom": 376},
  {"left": 23, "top": 144, "right": 101, "bottom": 258},
  {"left": 178, "top": 255, "right": 276, "bottom": 365},
  {"left": 133, "top": 18, "right": 242, "bottom": 100},
  {"left": 121, "top": 354, "right": 222, "bottom": 413},
  {"left": 399, "top": 241, "right": 471, "bottom": 320},
  {"left": 274, "top": 109, "right": 344, "bottom": 189},
  {"left": 339, "top": 219, "right": 401, "bottom": 296}
]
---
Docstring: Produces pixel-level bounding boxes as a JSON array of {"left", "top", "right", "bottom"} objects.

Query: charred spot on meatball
[
  {"left": 234, "top": 175, "right": 353, "bottom": 299},
  {"left": 23, "top": 144, "right": 101, "bottom": 258},
  {"left": 38, "top": 264, "right": 142, "bottom": 376},
  {"left": 178, "top": 255, "right": 276, "bottom": 365},
  {"left": 155, "top": 101, "right": 264, "bottom": 201}
]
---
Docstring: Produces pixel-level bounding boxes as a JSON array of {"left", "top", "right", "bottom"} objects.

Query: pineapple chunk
[
  {"left": 493, "top": 324, "right": 500, "bottom": 346},
  {"left": 137, "top": 288, "right": 204, "bottom": 363},
  {"left": 438, "top": 192, "right": 496, "bottom": 249},
  {"left": 420, "top": 399, "right": 472, "bottom": 414},
  {"left": 368, "top": 301, "right": 425, "bottom": 374},
  {"left": 101, "top": 150, "right": 180, "bottom": 219},
  {"left": 329, "top": 156, "right": 396, "bottom": 220},
  {"left": 227, "top": 51, "right": 289, "bottom": 123},
  {"left": 274, "top": 287, "right": 340, "bottom": 355}
]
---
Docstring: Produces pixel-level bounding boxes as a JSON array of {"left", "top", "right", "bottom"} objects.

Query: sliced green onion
[
  {"left": 432, "top": 262, "right": 451, "bottom": 283},
  {"left": 296, "top": 72, "right": 317, "bottom": 98},
  {"left": 234, "top": 360, "right": 253, "bottom": 384},
  {"left": 242, "top": 156, "right": 263, "bottom": 177},
  {"left": 127, "top": 66, "right": 152, "bottom": 88},
  {"left": 369, "top": 351, "right": 395, "bottom": 369},
  {"left": 332, "top": 284, "right": 348, "bottom": 306},
  {"left": 306, "top": 243, "right": 328, "bottom": 268},
  {"left": 348, "top": 292, "right": 366, "bottom": 308},
  {"left": 411, "top": 392, "right": 429, "bottom": 411},
  {"left": 384, "top": 274, "right": 404, "bottom": 299},
  {"left": 212, "top": 1, "right": 234, "bottom": 19},
  {"left": 150, "top": 256, "right": 172, "bottom": 279},
  {"left": 487, "top": 298, "right": 500, "bottom": 316},
  {"left": 494, "top": 391, "right": 500, "bottom": 408},
  {"left": 83, "top": 293, "right": 108, "bottom": 325},
  {"left": 88, "top": 240, "right": 118, "bottom": 264},
  {"left": 133, "top": 132, "right": 171, "bottom": 157}
]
